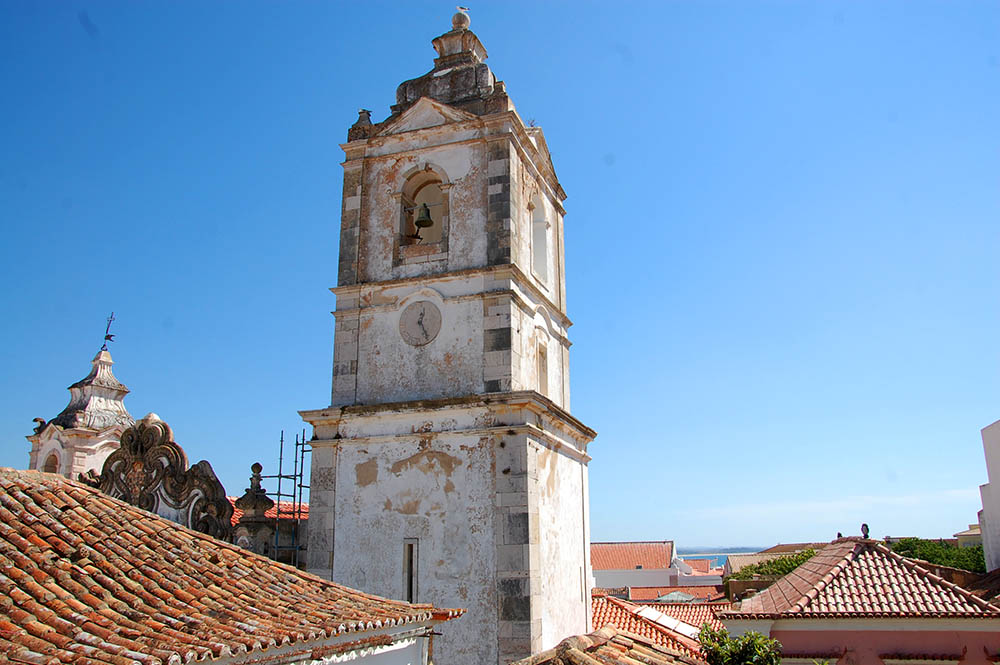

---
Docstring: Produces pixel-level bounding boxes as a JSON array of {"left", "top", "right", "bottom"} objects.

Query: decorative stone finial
[
  {"left": 250, "top": 462, "right": 263, "bottom": 491},
  {"left": 235, "top": 461, "right": 274, "bottom": 519},
  {"left": 452, "top": 8, "right": 470, "bottom": 31}
]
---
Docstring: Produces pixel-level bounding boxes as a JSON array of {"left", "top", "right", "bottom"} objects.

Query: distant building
[
  {"left": 722, "top": 537, "right": 1000, "bottom": 663},
  {"left": 954, "top": 524, "right": 983, "bottom": 548},
  {"left": 26, "top": 347, "right": 134, "bottom": 479},
  {"left": 0, "top": 466, "right": 462, "bottom": 664},
  {"left": 591, "top": 541, "right": 680, "bottom": 588},
  {"left": 758, "top": 541, "right": 829, "bottom": 554},
  {"left": 722, "top": 552, "right": 786, "bottom": 578},
  {"left": 978, "top": 419, "right": 1000, "bottom": 571}
]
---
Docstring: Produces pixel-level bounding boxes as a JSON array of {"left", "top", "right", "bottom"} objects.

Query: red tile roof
[
  {"left": 725, "top": 538, "right": 1000, "bottom": 619},
  {"left": 512, "top": 626, "right": 704, "bottom": 665},
  {"left": 629, "top": 586, "right": 727, "bottom": 602},
  {"left": 0, "top": 467, "right": 462, "bottom": 664},
  {"left": 591, "top": 541, "right": 674, "bottom": 570},
  {"left": 637, "top": 603, "right": 731, "bottom": 632},
  {"left": 682, "top": 559, "right": 711, "bottom": 573},
  {"left": 228, "top": 497, "right": 309, "bottom": 526},
  {"left": 591, "top": 596, "right": 702, "bottom": 658}
]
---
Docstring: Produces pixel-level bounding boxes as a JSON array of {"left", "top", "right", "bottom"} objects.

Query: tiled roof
[
  {"left": 228, "top": 497, "right": 309, "bottom": 526},
  {"left": 513, "top": 626, "right": 704, "bottom": 665},
  {"left": 682, "top": 559, "right": 711, "bottom": 573},
  {"left": 759, "top": 542, "right": 827, "bottom": 554},
  {"left": 591, "top": 596, "right": 702, "bottom": 658},
  {"left": 591, "top": 541, "right": 674, "bottom": 570},
  {"left": 638, "top": 603, "right": 730, "bottom": 632},
  {"left": 629, "top": 586, "right": 726, "bottom": 602},
  {"left": 725, "top": 538, "right": 1000, "bottom": 619},
  {"left": 723, "top": 552, "right": 784, "bottom": 575},
  {"left": 0, "top": 467, "right": 462, "bottom": 664}
]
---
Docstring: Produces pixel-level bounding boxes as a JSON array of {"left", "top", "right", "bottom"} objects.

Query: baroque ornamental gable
[
  {"left": 375, "top": 97, "right": 479, "bottom": 137},
  {"left": 82, "top": 413, "right": 233, "bottom": 540}
]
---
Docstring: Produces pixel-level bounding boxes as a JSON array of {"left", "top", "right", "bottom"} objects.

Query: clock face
[{"left": 398, "top": 301, "right": 442, "bottom": 347}]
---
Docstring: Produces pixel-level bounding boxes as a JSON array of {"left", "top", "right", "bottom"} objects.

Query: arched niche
[{"left": 394, "top": 164, "right": 452, "bottom": 265}]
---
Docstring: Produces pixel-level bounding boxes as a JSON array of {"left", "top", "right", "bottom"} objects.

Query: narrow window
[
  {"left": 403, "top": 539, "right": 419, "bottom": 602},
  {"left": 531, "top": 197, "right": 548, "bottom": 282},
  {"left": 43, "top": 454, "right": 58, "bottom": 474},
  {"left": 537, "top": 343, "right": 548, "bottom": 397}
]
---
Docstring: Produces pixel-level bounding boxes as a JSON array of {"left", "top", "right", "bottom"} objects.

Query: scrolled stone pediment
[{"left": 81, "top": 413, "right": 233, "bottom": 541}]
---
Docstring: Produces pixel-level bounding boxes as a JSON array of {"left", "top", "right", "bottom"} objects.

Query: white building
[
  {"left": 978, "top": 419, "right": 1000, "bottom": 571},
  {"left": 26, "top": 347, "right": 134, "bottom": 479},
  {"left": 301, "top": 12, "right": 596, "bottom": 665}
]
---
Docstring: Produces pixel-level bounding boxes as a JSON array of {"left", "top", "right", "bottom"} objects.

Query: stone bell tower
[{"left": 301, "top": 12, "right": 595, "bottom": 665}]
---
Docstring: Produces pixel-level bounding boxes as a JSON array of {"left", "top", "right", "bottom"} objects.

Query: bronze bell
[{"left": 414, "top": 203, "right": 433, "bottom": 229}]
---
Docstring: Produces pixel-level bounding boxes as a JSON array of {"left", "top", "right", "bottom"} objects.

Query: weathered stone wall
[
  {"left": 532, "top": 437, "right": 592, "bottom": 650},
  {"left": 979, "top": 419, "right": 1000, "bottom": 571},
  {"left": 303, "top": 396, "right": 594, "bottom": 665}
]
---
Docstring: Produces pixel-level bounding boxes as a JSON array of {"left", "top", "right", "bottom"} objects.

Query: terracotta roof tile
[
  {"left": 637, "top": 602, "right": 731, "bottom": 632},
  {"left": 629, "top": 586, "right": 726, "bottom": 602},
  {"left": 227, "top": 497, "right": 309, "bottom": 526},
  {"left": 682, "top": 559, "right": 711, "bottom": 574},
  {"left": 0, "top": 467, "right": 462, "bottom": 664},
  {"left": 518, "top": 624, "right": 705, "bottom": 665},
  {"left": 591, "top": 596, "right": 702, "bottom": 658},
  {"left": 725, "top": 538, "right": 1000, "bottom": 620},
  {"left": 591, "top": 541, "right": 674, "bottom": 570}
]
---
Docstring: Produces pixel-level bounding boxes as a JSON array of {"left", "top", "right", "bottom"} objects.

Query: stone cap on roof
[
  {"left": 724, "top": 537, "right": 1000, "bottom": 620},
  {"left": 0, "top": 466, "right": 463, "bottom": 665}
]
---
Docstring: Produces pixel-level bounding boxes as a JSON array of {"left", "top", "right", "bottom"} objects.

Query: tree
[
  {"left": 727, "top": 549, "right": 816, "bottom": 581},
  {"left": 698, "top": 625, "right": 782, "bottom": 665},
  {"left": 889, "top": 538, "right": 985, "bottom": 574}
]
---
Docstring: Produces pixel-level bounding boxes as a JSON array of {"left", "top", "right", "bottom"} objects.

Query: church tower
[{"left": 301, "top": 13, "right": 595, "bottom": 665}]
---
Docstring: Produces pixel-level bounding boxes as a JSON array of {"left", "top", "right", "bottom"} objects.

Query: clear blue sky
[{"left": 2, "top": 2, "right": 997, "bottom": 548}]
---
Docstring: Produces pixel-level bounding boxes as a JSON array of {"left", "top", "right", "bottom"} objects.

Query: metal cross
[{"left": 101, "top": 312, "right": 116, "bottom": 350}]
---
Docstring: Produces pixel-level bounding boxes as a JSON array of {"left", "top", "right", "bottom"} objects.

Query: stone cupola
[
  {"left": 390, "top": 11, "right": 511, "bottom": 117},
  {"left": 27, "top": 348, "right": 135, "bottom": 479},
  {"left": 50, "top": 349, "right": 134, "bottom": 430}
]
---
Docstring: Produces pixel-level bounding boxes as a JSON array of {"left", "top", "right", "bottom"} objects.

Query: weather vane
[{"left": 101, "top": 312, "right": 116, "bottom": 350}]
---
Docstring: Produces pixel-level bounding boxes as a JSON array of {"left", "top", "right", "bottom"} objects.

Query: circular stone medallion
[{"left": 398, "top": 300, "right": 442, "bottom": 346}]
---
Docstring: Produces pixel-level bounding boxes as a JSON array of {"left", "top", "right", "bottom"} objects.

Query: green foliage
[
  {"left": 889, "top": 538, "right": 986, "bottom": 574},
  {"left": 698, "top": 625, "right": 782, "bottom": 665},
  {"left": 728, "top": 549, "right": 816, "bottom": 581}
]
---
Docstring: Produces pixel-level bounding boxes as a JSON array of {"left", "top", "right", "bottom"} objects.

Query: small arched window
[
  {"left": 43, "top": 453, "right": 59, "bottom": 474},
  {"left": 530, "top": 195, "right": 548, "bottom": 282},
  {"left": 401, "top": 171, "right": 445, "bottom": 246}
]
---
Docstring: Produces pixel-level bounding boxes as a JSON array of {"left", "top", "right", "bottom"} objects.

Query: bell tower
[{"left": 301, "top": 12, "right": 595, "bottom": 665}]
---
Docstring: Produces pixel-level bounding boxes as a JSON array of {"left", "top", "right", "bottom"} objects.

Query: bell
[{"left": 414, "top": 203, "right": 434, "bottom": 229}]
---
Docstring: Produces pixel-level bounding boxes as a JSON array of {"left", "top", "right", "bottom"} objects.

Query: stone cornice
[{"left": 300, "top": 390, "right": 596, "bottom": 443}]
